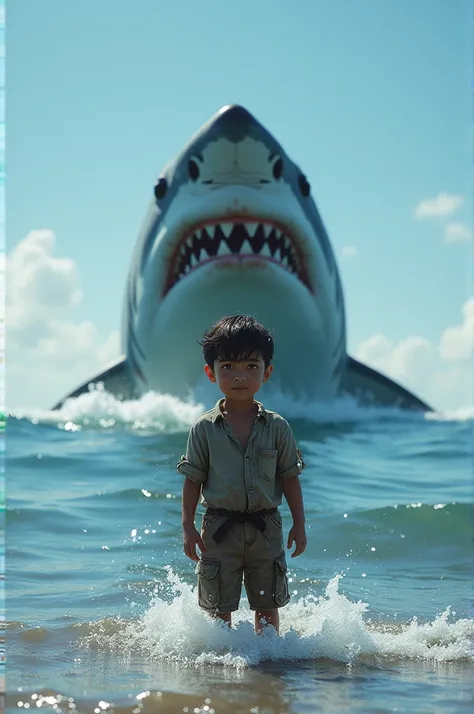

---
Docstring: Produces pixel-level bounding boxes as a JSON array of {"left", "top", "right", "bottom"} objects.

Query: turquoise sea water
[{"left": 6, "top": 388, "right": 474, "bottom": 713}]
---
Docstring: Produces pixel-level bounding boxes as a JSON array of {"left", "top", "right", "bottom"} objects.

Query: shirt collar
[{"left": 210, "top": 398, "right": 269, "bottom": 423}]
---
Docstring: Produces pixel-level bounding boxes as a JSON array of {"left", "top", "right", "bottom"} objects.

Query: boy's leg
[
  {"left": 254, "top": 609, "right": 279, "bottom": 634},
  {"left": 198, "top": 513, "right": 245, "bottom": 623},
  {"left": 243, "top": 513, "right": 290, "bottom": 634},
  {"left": 214, "top": 611, "right": 232, "bottom": 627}
]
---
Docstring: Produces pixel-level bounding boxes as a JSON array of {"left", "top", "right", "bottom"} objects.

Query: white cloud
[
  {"left": 7, "top": 230, "right": 121, "bottom": 409},
  {"left": 341, "top": 246, "right": 358, "bottom": 258},
  {"left": 415, "top": 192, "right": 464, "bottom": 219},
  {"left": 355, "top": 300, "right": 473, "bottom": 411},
  {"left": 444, "top": 222, "right": 470, "bottom": 244},
  {"left": 439, "top": 298, "right": 474, "bottom": 361}
]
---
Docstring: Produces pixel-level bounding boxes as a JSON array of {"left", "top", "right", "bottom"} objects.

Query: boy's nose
[{"left": 233, "top": 375, "right": 246, "bottom": 382}]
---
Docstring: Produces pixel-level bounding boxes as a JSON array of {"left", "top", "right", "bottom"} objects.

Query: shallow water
[{"left": 6, "top": 388, "right": 474, "bottom": 713}]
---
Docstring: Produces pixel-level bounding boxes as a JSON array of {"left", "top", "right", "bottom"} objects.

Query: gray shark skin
[{"left": 53, "top": 105, "right": 432, "bottom": 412}]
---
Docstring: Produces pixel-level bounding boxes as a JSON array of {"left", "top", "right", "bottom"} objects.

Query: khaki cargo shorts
[{"left": 196, "top": 509, "right": 290, "bottom": 613}]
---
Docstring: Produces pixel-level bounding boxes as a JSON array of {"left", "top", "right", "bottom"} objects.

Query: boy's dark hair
[{"left": 200, "top": 315, "right": 274, "bottom": 368}]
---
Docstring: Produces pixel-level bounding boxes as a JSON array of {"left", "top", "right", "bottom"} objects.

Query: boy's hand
[
  {"left": 183, "top": 522, "right": 206, "bottom": 562},
  {"left": 287, "top": 521, "right": 307, "bottom": 558}
]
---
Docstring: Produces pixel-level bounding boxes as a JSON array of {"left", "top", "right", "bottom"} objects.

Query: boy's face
[{"left": 204, "top": 352, "right": 273, "bottom": 401}]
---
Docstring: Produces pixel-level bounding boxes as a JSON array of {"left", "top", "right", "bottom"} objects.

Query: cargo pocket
[
  {"left": 196, "top": 559, "right": 220, "bottom": 610},
  {"left": 258, "top": 449, "right": 278, "bottom": 481},
  {"left": 273, "top": 552, "right": 290, "bottom": 607}
]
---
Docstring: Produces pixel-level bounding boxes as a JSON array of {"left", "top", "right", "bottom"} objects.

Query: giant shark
[{"left": 53, "top": 105, "right": 432, "bottom": 411}]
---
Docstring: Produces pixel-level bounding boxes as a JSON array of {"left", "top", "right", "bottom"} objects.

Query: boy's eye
[{"left": 219, "top": 362, "right": 259, "bottom": 370}]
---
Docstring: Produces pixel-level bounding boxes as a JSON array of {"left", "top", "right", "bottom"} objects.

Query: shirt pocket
[{"left": 258, "top": 449, "right": 278, "bottom": 481}]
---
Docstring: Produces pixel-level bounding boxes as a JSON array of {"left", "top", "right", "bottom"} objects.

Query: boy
[{"left": 177, "top": 315, "right": 306, "bottom": 634}]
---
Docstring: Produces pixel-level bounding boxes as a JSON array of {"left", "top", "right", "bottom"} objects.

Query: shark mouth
[{"left": 164, "top": 220, "right": 311, "bottom": 296}]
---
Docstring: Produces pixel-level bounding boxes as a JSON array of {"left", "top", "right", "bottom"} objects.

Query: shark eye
[
  {"left": 298, "top": 174, "right": 311, "bottom": 197},
  {"left": 154, "top": 178, "right": 168, "bottom": 200},
  {"left": 272, "top": 157, "right": 283, "bottom": 180},
  {"left": 188, "top": 159, "right": 200, "bottom": 181}
]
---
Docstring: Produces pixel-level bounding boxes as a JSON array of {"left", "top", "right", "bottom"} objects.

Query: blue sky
[{"left": 6, "top": 0, "right": 471, "bottom": 410}]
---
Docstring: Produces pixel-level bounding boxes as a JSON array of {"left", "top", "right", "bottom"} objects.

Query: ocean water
[{"left": 6, "top": 386, "right": 474, "bottom": 714}]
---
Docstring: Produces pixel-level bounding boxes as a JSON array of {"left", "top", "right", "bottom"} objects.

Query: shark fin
[
  {"left": 51, "top": 356, "right": 137, "bottom": 410},
  {"left": 340, "top": 356, "right": 433, "bottom": 412}
]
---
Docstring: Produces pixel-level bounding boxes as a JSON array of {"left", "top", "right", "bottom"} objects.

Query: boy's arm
[
  {"left": 176, "top": 420, "right": 209, "bottom": 483},
  {"left": 182, "top": 476, "right": 202, "bottom": 526},
  {"left": 282, "top": 475, "right": 305, "bottom": 525},
  {"left": 277, "top": 418, "right": 307, "bottom": 557},
  {"left": 182, "top": 477, "right": 206, "bottom": 561},
  {"left": 282, "top": 475, "right": 307, "bottom": 557},
  {"left": 177, "top": 421, "right": 209, "bottom": 562},
  {"left": 275, "top": 417, "right": 305, "bottom": 481}
]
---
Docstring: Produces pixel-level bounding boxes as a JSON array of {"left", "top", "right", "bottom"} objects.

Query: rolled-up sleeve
[
  {"left": 176, "top": 420, "right": 209, "bottom": 484},
  {"left": 276, "top": 418, "right": 305, "bottom": 480}
]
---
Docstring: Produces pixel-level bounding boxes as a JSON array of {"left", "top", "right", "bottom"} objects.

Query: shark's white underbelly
[{"left": 131, "top": 260, "right": 340, "bottom": 401}]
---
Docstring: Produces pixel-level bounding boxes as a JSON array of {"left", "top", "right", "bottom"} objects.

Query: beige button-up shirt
[{"left": 177, "top": 399, "right": 304, "bottom": 512}]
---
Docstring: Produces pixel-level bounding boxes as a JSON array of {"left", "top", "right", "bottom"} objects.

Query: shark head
[{"left": 124, "top": 105, "right": 346, "bottom": 400}]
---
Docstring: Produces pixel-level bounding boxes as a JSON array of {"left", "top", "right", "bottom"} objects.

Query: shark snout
[
  {"left": 213, "top": 104, "right": 258, "bottom": 132},
  {"left": 185, "top": 105, "right": 284, "bottom": 189}
]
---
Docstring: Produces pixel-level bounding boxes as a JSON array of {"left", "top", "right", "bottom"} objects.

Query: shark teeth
[
  {"left": 217, "top": 240, "right": 231, "bottom": 256},
  {"left": 240, "top": 239, "right": 253, "bottom": 254},
  {"left": 170, "top": 221, "right": 305, "bottom": 289},
  {"left": 245, "top": 222, "right": 259, "bottom": 237},
  {"left": 221, "top": 223, "right": 233, "bottom": 238}
]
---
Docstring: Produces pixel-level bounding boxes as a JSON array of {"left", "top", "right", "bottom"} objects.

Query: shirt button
[{"left": 246, "top": 457, "right": 250, "bottom": 461}]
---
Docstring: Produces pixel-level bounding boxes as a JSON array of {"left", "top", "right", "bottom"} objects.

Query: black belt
[{"left": 206, "top": 507, "right": 278, "bottom": 544}]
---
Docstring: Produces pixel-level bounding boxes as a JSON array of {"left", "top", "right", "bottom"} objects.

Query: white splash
[
  {"left": 88, "top": 569, "right": 474, "bottom": 668},
  {"left": 11, "top": 382, "right": 473, "bottom": 432},
  {"left": 426, "top": 405, "right": 474, "bottom": 423},
  {"left": 12, "top": 384, "right": 205, "bottom": 432}
]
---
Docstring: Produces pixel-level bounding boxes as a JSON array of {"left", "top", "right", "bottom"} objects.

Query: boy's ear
[
  {"left": 204, "top": 364, "right": 217, "bottom": 383},
  {"left": 263, "top": 364, "right": 273, "bottom": 382}
]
